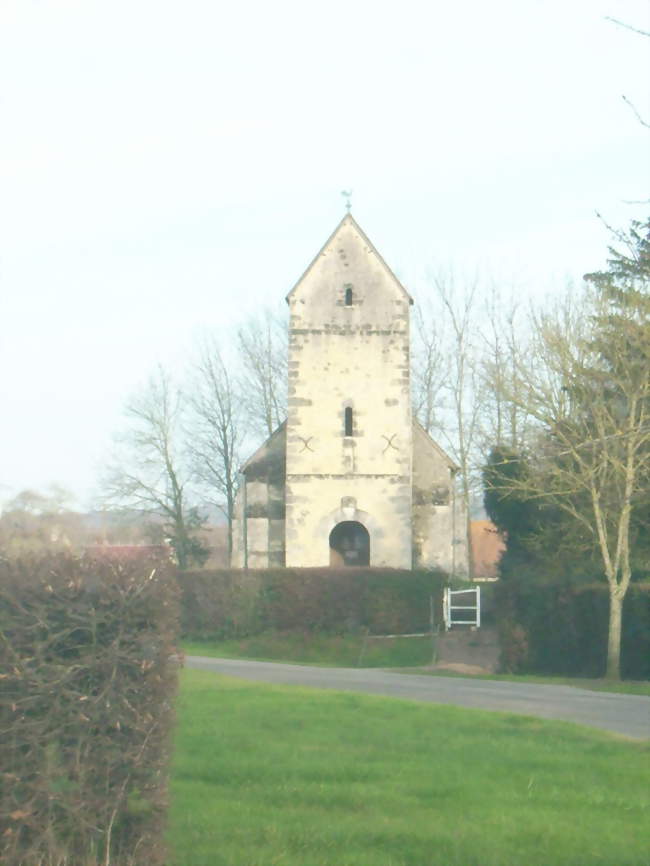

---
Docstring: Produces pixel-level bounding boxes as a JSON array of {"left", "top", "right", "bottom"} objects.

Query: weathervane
[{"left": 341, "top": 189, "right": 352, "bottom": 213}]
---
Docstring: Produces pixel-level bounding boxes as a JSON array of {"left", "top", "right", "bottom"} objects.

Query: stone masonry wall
[
  {"left": 285, "top": 215, "right": 413, "bottom": 568},
  {"left": 412, "top": 422, "right": 468, "bottom": 574}
]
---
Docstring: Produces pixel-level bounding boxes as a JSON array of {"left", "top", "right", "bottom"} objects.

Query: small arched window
[
  {"left": 345, "top": 286, "right": 353, "bottom": 306},
  {"left": 344, "top": 406, "right": 354, "bottom": 436}
]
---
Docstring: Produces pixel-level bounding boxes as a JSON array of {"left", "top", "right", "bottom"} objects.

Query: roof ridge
[{"left": 286, "top": 213, "right": 413, "bottom": 304}]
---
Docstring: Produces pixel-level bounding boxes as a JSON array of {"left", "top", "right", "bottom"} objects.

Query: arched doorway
[{"left": 329, "top": 521, "right": 370, "bottom": 567}]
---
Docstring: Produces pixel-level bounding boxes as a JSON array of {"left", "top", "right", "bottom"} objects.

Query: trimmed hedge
[
  {"left": 0, "top": 553, "right": 179, "bottom": 866},
  {"left": 179, "top": 568, "right": 448, "bottom": 640},
  {"left": 497, "top": 580, "right": 650, "bottom": 679}
]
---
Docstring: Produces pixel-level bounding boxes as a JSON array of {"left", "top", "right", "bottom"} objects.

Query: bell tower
[{"left": 284, "top": 213, "right": 413, "bottom": 567}]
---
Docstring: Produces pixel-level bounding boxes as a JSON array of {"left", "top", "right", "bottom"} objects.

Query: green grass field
[
  {"left": 168, "top": 669, "right": 650, "bottom": 866},
  {"left": 183, "top": 631, "right": 434, "bottom": 668},
  {"left": 182, "top": 633, "right": 650, "bottom": 695}
]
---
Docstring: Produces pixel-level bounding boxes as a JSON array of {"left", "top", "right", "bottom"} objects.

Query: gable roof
[
  {"left": 240, "top": 421, "right": 287, "bottom": 478},
  {"left": 286, "top": 212, "right": 414, "bottom": 305},
  {"left": 413, "top": 418, "right": 459, "bottom": 472}
]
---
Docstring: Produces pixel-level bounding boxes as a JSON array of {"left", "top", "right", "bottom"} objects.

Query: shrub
[
  {"left": 497, "top": 579, "right": 650, "bottom": 679},
  {"left": 178, "top": 567, "right": 263, "bottom": 640},
  {"left": 0, "top": 552, "right": 180, "bottom": 866},
  {"left": 179, "top": 567, "right": 448, "bottom": 640}
]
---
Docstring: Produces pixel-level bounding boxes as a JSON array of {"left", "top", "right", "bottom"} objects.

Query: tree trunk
[
  {"left": 605, "top": 587, "right": 624, "bottom": 680},
  {"left": 176, "top": 541, "right": 188, "bottom": 571},
  {"left": 461, "top": 474, "right": 474, "bottom": 581},
  {"left": 174, "top": 517, "right": 189, "bottom": 571},
  {"left": 466, "top": 514, "right": 474, "bottom": 581},
  {"left": 226, "top": 516, "right": 233, "bottom": 566}
]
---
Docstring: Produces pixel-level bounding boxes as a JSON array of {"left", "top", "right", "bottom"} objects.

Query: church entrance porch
[{"left": 329, "top": 521, "right": 370, "bottom": 567}]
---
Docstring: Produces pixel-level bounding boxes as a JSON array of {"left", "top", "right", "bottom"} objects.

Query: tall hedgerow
[{"left": 0, "top": 552, "right": 179, "bottom": 866}]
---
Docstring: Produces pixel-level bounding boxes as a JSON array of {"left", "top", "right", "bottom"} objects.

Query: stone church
[{"left": 232, "top": 213, "right": 468, "bottom": 573}]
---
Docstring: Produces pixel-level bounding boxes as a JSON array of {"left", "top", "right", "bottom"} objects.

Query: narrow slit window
[
  {"left": 344, "top": 406, "right": 354, "bottom": 436},
  {"left": 345, "top": 287, "right": 353, "bottom": 306}
]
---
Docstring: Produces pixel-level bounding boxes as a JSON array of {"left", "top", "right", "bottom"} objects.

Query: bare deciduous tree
[
  {"left": 411, "top": 301, "right": 448, "bottom": 436},
  {"left": 479, "top": 286, "right": 533, "bottom": 453},
  {"left": 238, "top": 308, "right": 288, "bottom": 437},
  {"left": 102, "top": 366, "right": 207, "bottom": 569},
  {"left": 187, "top": 338, "right": 244, "bottom": 562},
  {"left": 415, "top": 272, "right": 486, "bottom": 576},
  {"left": 438, "top": 275, "right": 485, "bottom": 578}
]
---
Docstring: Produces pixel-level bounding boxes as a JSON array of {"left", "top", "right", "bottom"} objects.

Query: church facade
[{"left": 232, "top": 214, "right": 468, "bottom": 573}]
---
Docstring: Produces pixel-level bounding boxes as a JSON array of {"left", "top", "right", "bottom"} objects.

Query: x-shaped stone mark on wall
[
  {"left": 298, "top": 436, "right": 314, "bottom": 452},
  {"left": 382, "top": 434, "right": 398, "bottom": 453}
]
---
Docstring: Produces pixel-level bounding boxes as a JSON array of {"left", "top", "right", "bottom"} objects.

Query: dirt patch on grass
[{"left": 432, "top": 662, "right": 494, "bottom": 675}]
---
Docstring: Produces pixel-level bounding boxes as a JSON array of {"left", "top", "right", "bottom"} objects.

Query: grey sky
[{"left": 1, "top": 0, "right": 649, "bottom": 507}]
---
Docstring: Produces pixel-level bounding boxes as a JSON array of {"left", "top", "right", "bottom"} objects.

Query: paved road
[{"left": 186, "top": 656, "right": 650, "bottom": 739}]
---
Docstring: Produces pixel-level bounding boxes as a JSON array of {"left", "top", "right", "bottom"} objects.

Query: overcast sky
[{"left": 1, "top": 0, "right": 649, "bottom": 508}]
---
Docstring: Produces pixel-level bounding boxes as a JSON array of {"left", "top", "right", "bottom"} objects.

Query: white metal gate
[{"left": 443, "top": 587, "right": 481, "bottom": 630}]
